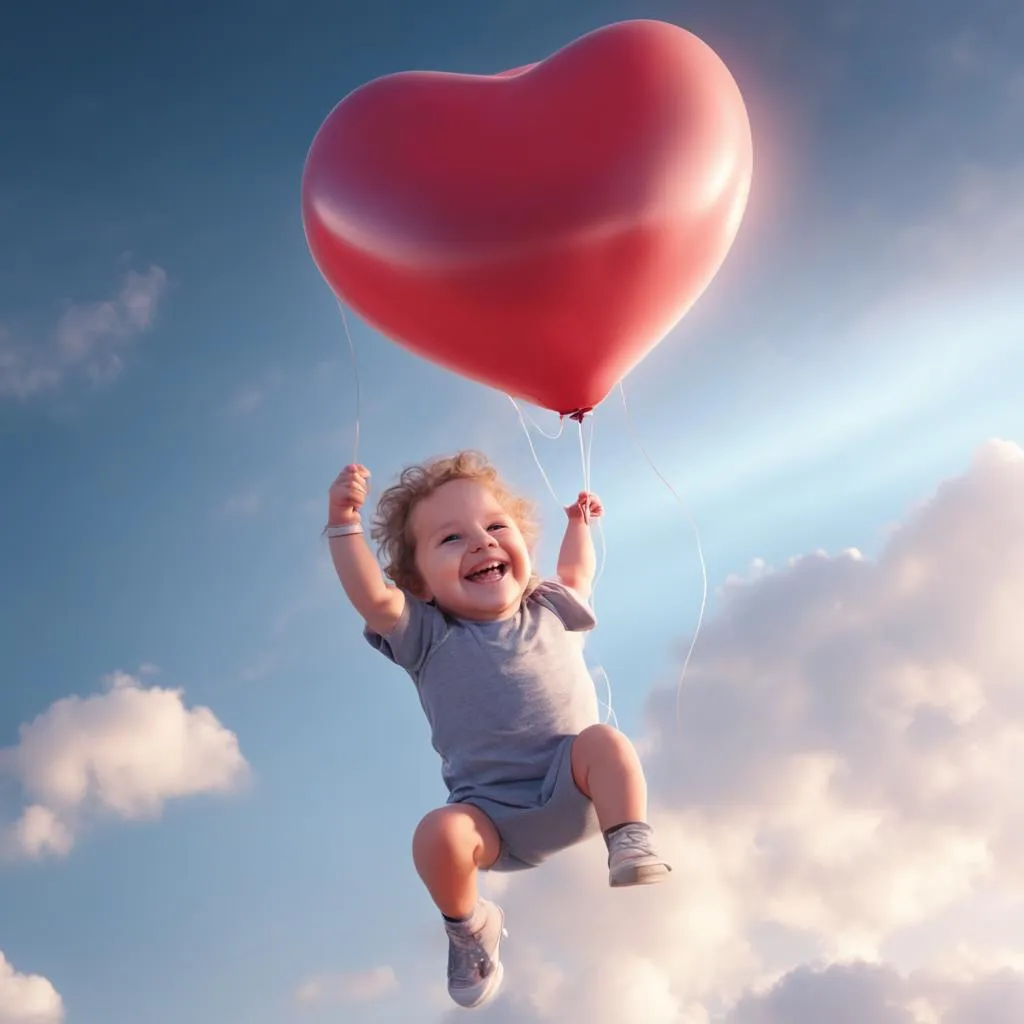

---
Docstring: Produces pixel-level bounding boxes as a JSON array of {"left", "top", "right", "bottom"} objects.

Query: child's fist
[
  {"left": 328, "top": 464, "right": 371, "bottom": 524},
  {"left": 566, "top": 491, "right": 603, "bottom": 521}
]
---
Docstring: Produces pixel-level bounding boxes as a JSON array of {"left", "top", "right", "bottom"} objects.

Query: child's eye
[
  {"left": 441, "top": 533, "right": 459, "bottom": 544},
  {"left": 487, "top": 522, "right": 506, "bottom": 532}
]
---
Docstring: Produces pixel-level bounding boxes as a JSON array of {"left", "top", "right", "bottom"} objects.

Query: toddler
[{"left": 326, "top": 451, "right": 670, "bottom": 1009}]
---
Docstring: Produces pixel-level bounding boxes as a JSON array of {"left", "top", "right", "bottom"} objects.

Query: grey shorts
[{"left": 459, "top": 735, "right": 601, "bottom": 872}]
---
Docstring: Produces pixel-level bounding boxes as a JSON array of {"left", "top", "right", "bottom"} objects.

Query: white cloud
[
  {"left": 7, "top": 805, "right": 73, "bottom": 860},
  {"left": 0, "top": 265, "right": 167, "bottom": 401},
  {"left": 1, "top": 669, "right": 249, "bottom": 859},
  {"left": 724, "top": 959, "right": 1024, "bottom": 1024},
  {"left": 0, "top": 952, "right": 63, "bottom": 1024},
  {"left": 726, "top": 961, "right": 911, "bottom": 1024},
  {"left": 294, "top": 965, "right": 398, "bottom": 1006},
  {"left": 643, "top": 439, "right": 1024, "bottom": 899},
  {"left": 425, "top": 439, "right": 1024, "bottom": 1022}
]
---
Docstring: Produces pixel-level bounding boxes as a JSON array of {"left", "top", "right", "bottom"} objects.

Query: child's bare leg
[
  {"left": 570, "top": 723, "right": 647, "bottom": 829},
  {"left": 414, "top": 805, "right": 507, "bottom": 1009},
  {"left": 412, "top": 804, "right": 501, "bottom": 918},
  {"left": 571, "top": 723, "right": 671, "bottom": 886}
]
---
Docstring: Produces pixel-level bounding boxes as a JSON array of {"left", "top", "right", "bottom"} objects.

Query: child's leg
[
  {"left": 570, "top": 723, "right": 671, "bottom": 886},
  {"left": 414, "top": 804, "right": 507, "bottom": 1009},
  {"left": 570, "top": 723, "right": 647, "bottom": 829},
  {"left": 412, "top": 804, "right": 502, "bottom": 918}
]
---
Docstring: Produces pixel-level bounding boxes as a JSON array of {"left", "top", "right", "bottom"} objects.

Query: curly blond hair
[{"left": 371, "top": 450, "right": 539, "bottom": 593}]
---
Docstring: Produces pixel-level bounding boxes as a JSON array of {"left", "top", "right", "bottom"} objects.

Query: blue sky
[{"left": 2, "top": 1, "right": 1023, "bottom": 1022}]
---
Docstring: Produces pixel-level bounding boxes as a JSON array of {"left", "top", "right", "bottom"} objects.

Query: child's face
[{"left": 409, "top": 478, "right": 532, "bottom": 620}]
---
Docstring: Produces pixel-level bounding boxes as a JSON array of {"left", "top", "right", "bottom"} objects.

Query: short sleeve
[
  {"left": 528, "top": 578, "right": 597, "bottom": 632},
  {"left": 363, "top": 592, "right": 449, "bottom": 677}
]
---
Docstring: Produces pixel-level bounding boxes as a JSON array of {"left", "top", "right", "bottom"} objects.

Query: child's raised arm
[
  {"left": 555, "top": 491, "right": 603, "bottom": 601},
  {"left": 327, "top": 464, "right": 405, "bottom": 634}
]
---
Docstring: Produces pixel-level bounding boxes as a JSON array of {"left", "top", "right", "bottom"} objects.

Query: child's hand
[
  {"left": 566, "top": 491, "right": 603, "bottom": 522},
  {"left": 328, "top": 464, "right": 371, "bottom": 525}
]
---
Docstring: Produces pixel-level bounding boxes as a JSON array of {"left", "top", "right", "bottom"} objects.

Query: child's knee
[
  {"left": 574, "top": 723, "right": 639, "bottom": 769},
  {"left": 413, "top": 806, "right": 499, "bottom": 868}
]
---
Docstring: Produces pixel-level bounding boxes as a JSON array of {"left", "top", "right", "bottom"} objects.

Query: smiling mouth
[{"left": 465, "top": 561, "right": 509, "bottom": 583}]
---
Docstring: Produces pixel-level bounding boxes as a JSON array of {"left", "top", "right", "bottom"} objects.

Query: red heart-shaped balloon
[{"left": 302, "top": 19, "right": 752, "bottom": 416}]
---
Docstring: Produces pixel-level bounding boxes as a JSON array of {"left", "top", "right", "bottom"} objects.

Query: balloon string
[
  {"left": 576, "top": 414, "right": 617, "bottom": 729},
  {"left": 617, "top": 380, "right": 707, "bottom": 733},
  {"left": 506, "top": 397, "right": 568, "bottom": 507},
  {"left": 336, "top": 299, "right": 362, "bottom": 465},
  {"left": 515, "top": 401, "right": 567, "bottom": 441},
  {"left": 508, "top": 395, "right": 616, "bottom": 726}
]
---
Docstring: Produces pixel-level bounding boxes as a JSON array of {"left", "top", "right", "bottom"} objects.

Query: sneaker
[
  {"left": 444, "top": 899, "right": 507, "bottom": 1009},
  {"left": 607, "top": 822, "right": 672, "bottom": 887}
]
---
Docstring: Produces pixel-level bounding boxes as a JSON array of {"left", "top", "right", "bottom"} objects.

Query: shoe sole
[
  {"left": 450, "top": 923, "right": 508, "bottom": 1010},
  {"left": 610, "top": 863, "right": 672, "bottom": 887},
  {"left": 461, "top": 960, "right": 505, "bottom": 1010}
]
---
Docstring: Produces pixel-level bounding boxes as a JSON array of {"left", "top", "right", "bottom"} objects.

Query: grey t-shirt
[{"left": 364, "top": 578, "right": 600, "bottom": 805}]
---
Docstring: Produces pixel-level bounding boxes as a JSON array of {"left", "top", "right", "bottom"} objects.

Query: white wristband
[{"left": 324, "top": 521, "right": 364, "bottom": 538}]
